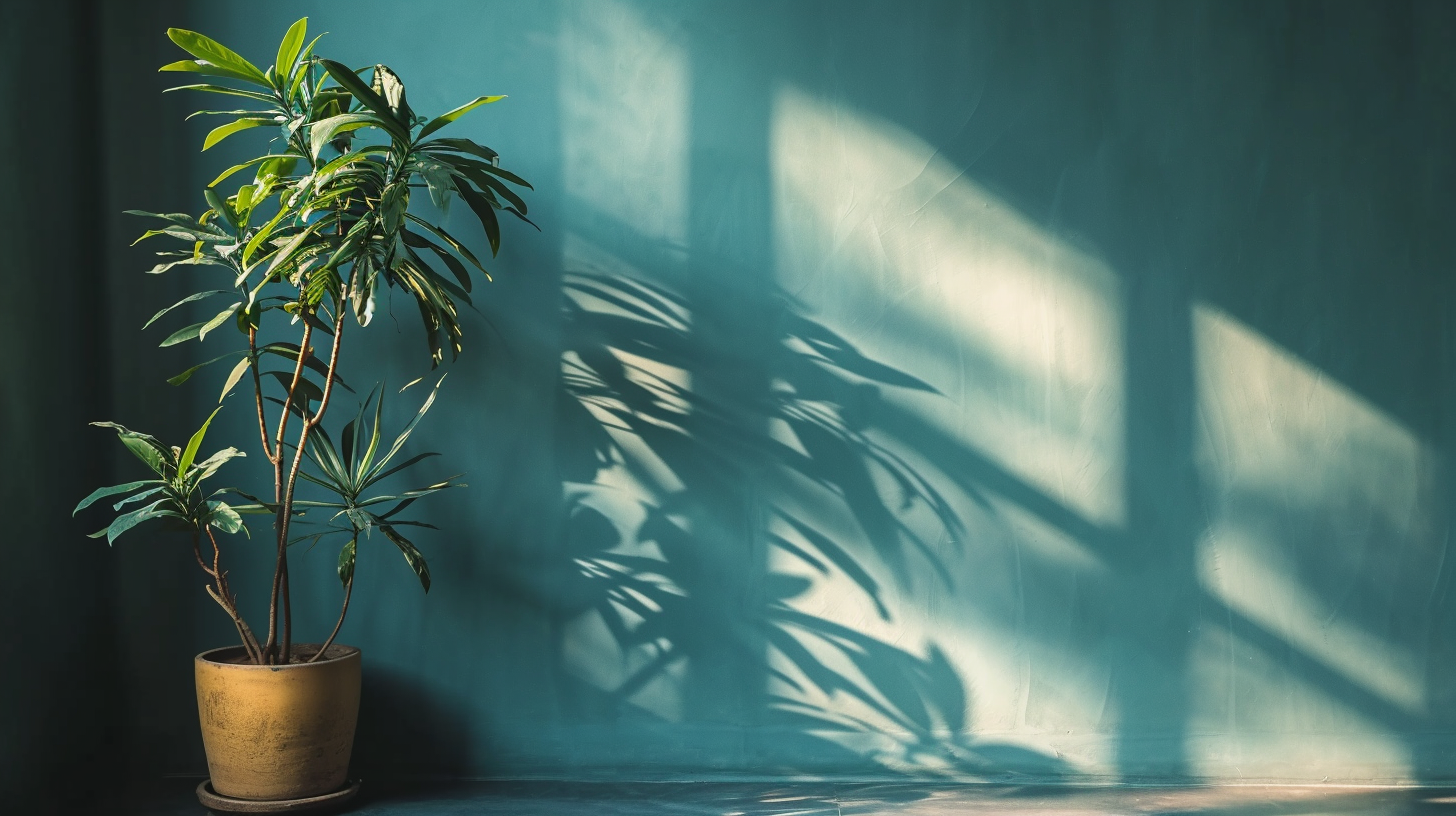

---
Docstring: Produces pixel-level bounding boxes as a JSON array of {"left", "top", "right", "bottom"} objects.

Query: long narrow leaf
[
  {"left": 197, "top": 303, "right": 242, "bottom": 341},
  {"left": 179, "top": 406, "right": 223, "bottom": 473},
  {"left": 159, "top": 59, "right": 266, "bottom": 87},
  {"left": 203, "top": 117, "right": 274, "bottom": 151},
  {"left": 166, "top": 28, "right": 271, "bottom": 86},
  {"left": 275, "top": 18, "right": 308, "bottom": 85},
  {"left": 361, "top": 451, "right": 441, "bottom": 491},
  {"left": 403, "top": 214, "right": 486, "bottom": 274},
  {"left": 338, "top": 537, "right": 357, "bottom": 584},
  {"left": 319, "top": 59, "right": 398, "bottom": 125},
  {"left": 143, "top": 290, "right": 229, "bottom": 330},
  {"left": 209, "top": 154, "right": 295, "bottom": 187},
  {"left": 167, "top": 350, "right": 246, "bottom": 386},
  {"left": 74, "top": 480, "right": 161, "bottom": 515},
  {"left": 380, "top": 524, "right": 431, "bottom": 592},
  {"left": 163, "top": 84, "right": 277, "bottom": 103},
  {"left": 417, "top": 95, "right": 505, "bottom": 139}
]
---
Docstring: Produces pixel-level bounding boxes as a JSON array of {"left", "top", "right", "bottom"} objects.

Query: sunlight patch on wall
[
  {"left": 1183, "top": 608, "right": 1413, "bottom": 781},
  {"left": 559, "top": 0, "right": 690, "bottom": 246},
  {"left": 1189, "top": 304, "right": 1432, "bottom": 777},
  {"left": 769, "top": 85, "right": 1125, "bottom": 533},
  {"left": 1196, "top": 527, "right": 1423, "bottom": 714},
  {"left": 763, "top": 502, "right": 1117, "bottom": 778},
  {"left": 767, "top": 86, "right": 1125, "bottom": 775}
]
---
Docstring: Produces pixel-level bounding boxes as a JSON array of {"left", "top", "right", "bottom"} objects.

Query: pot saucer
[{"left": 196, "top": 779, "right": 361, "bottom": 813}]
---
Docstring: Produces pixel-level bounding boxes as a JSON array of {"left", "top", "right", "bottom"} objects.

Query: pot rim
[{"left": 195, "top": 643, "right": 360, "bottom": 669}]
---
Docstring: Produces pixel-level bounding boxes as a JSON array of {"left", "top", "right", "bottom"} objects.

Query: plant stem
[
  {"left": 264, "top": 321, "right": 313, "bottom": 664},
  {"left": 274, "top": 300, "right": 348, "bottom": 663},
  {"left": 248, "top": 328, "right": 276, "bottom": 464},
  {"left": 193, "top": 530, "right": 262, "bottom": 663},
  {"left": 308, "top": 568, "right": 353, "bottom": 664}
]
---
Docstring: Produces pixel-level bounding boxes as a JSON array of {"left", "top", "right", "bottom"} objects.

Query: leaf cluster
[
  {"left": 288, "top": 378, "right": 461, "bottom": 591},
  {"left": 74, "top": 409, "right": 248, "bottom": 544},
  {"left": 138, "top": 17, "right": 534, "bottom": 372}
]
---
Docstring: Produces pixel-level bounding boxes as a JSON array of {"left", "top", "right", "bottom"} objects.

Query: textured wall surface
[{"left": 75, "top": 0, "right": 1456, "bottom": 786}]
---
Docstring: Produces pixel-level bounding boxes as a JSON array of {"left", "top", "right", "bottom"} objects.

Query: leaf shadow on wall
[{"left": 548, "top": 265, "right": 1072, "bottom": 780}]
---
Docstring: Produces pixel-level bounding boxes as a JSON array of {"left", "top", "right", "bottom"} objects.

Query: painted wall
[{"left": 90, "top": 0, "right": 1456, "bottom": 785}]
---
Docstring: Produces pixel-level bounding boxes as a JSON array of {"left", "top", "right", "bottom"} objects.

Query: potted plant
[{"left": 73, "top": 17, "right": 531, "bottom": 809}]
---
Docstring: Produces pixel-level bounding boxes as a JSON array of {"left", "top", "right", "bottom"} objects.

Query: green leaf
[
  {"left": 304, "top": 425, "right": 352, "bottom": 488},
  {"left": 357, "top": 479, "right": 462, "bottom": 508},
  {"left": 319, "top": 59, "right": 398, "bottom": 126},
  {"left": 242, "top": 203, "right": 294, "bottom": 267},
  {"left": 265, "top": 219, "right": 328, "bottom": 277},
  {"left": 203, "top": 187, "right": 238, "bottom": 229},
  {"left": 218, "top": 356, "right": 252, "bottom": 403},
  {"left": 166, "top": 28, "right": 271, "bottom": 87},
  {"left": 290, "top": 33, "right": 327, "bottom": 100},
  {"left": 112, "top": 486, "right": 168, "bottom": 511},
  {"left": 364, "top": 376, "right": 445, "bottom": 484},
  {"left": 380, "top": 524, "right": 430, "bottom": 592},
  {"left": 96, "top": 500, "right": 179, "bottom": 545},
  {"left": 403, "top": 230, "right": 471, "bottom": 292},
  {"left": 74, "top": 480, "right": 160, "bottom": 515},
  {"left": 160, "top": 321, "right": 206, "bottom": 347},
  {"left": 191, "top": 447, "right": 246, "bottom": 482},
  {"left": 417, "top": 95, "right": 506, "bottom": 140},
  {"left": 198, "top": 303, "right": 241, "bottom": 340},
  {"left": 159, "top": 59, "right": 268, "bottom": 87},
  {"left": 163, "top": 83, "right": 277, "bottom": 103},
  {"left": 458, "top": 184, "right": 501, "bottom": 256},
  {"left": 260, "top": 342, "right": 353, "bottom": 393},
  {"left": 275, "top": 18, "right": 308, "bottom": 85},
  {"left": 403, "top": 214, "right": 487, "bottom": 275},
  {"left": 209, "top": 154, "right": 294, "bottom": 188},
  {"left": 179, "top": 407, "right": 223, "bottom": 474},
  {"left": 359, "top": 385, "right": 385, "bottom": 477},
  {"left": 160, "top": 304, "right": 239, "bottom": 346},
  {"left": 166, "top": 350, "right": 246, "bottom": 386},
  {"left": 370, "top": 64, "right": 413, "bottom": 123},
  {"left": 418, "top": 137, "right": 499, "bottom": 164},
  {"left": 361, "top": 451, "right": 441, "bottom": 491},
  {"left": 185, "top": 108, "right": 272, "bottom": 121},
  {"left": 310, "top": 112, "right": 402, "bottom": 159},
  {"left": 143, "top": 290, "right": 229, "bottom": 330},
  {"left": 338, "top": 537, "right": 357, "bottom": 584},
  {"left": 266, "top": 370, "right": 325, "bottom": 404},
  {"left": 206, "top": 501, "right": 245, "bottom": 534},
  {"left": 91, "top": 422, "right": 175, "bottom": 475},
  {"left": 446, "top": 157, "right": 530, "bottom": 214},
  {"left": 146, "top": 256, "right": 227, "bottom": 275},
  {"left": 202, "top": 118, "right": 274, "bottom": 151}
]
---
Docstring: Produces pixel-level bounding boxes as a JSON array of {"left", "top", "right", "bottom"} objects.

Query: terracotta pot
[{"left": 195, "top": 644, "right": 361, "bottom": 801}]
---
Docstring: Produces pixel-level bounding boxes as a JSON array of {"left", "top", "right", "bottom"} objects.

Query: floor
[{"left": 118, "top": 779, "right": 1456, "bottom": 815}]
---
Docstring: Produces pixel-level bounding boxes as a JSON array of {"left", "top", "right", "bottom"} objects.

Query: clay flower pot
[{"left": 195, "top": 644, "right": 361, "bottom": 801}]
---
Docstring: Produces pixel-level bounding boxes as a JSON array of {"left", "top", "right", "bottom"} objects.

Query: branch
[
  {"left": 248, "top": 328, "right": 276, "bottom": 464},
  {"left": 199, "top": 527, "right": 263, "bottom": 663},
  {"left": 264, "top": 319, "right": 314, "bottom": 663},
  {"left": 279, "top": 298, "right": 348, "bottom": 663},
  {"left": 308, "top": 570, "right": 354, "bottom": 663}
]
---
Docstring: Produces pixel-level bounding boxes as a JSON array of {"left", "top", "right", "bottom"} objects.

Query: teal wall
[{"left": 36, "top": 0, "right": 1456, "bottom": 791}]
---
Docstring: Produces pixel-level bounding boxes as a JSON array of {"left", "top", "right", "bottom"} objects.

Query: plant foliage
[{"left": 76, "top": 18, "right": 530, "bottom": 664}]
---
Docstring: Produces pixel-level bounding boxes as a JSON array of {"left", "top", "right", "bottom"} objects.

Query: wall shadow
[{"left": 549, "top": 264, "right": 1070, "bottom": 780}]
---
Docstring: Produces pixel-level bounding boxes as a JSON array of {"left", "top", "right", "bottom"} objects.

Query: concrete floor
[{"left": 117, "top": 780, "right": 1456, "bottom": 815}]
